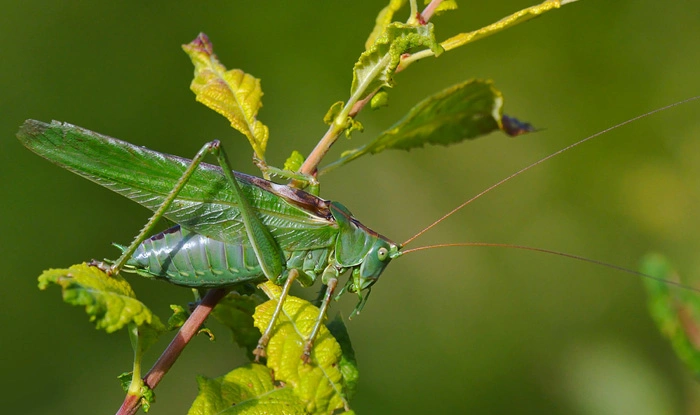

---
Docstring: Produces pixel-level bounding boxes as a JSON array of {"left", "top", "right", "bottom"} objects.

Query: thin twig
[
  {"left": 298, "top": 2, "right": 442, "bottom": 176},
  {"left": 115, "top": 288, "right": 228, "bottom": 415}
]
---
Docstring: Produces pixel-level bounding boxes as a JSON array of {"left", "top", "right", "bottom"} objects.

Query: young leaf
[
  {"left": 641, "top": 254, "right": 700, "bottom": 374},
  {"left": 183, "top": 33, "right": 269, "bottom": 160},
  {"left": 323, "top": 79, "right": 532, "bottom": 172},
  {"left": 323, "top": 101, "right": 344, "bottom": 126},
  {"left": 426, "top": 0, "right": 458, "bottom": 15},
  {"left": 365, "top": 0, "right": 408, "bottom": 50},
  {"left": 351, "top": 22, "right": 442, "bottom": 102},
  {"left": 283, "top": 150, "right": 306, "bottom": 172},
  {"left": 210, "top": 292, "right": 262, "bottom": 358},
  {"left": 187, "top": 363, "right": 305, "bottom": 415},
  {"left": 167, "top": 304, "right": 190, "bottom": 330},
  {"left": 370, "top": 90, "right": 389, "bottom": 110},
  {"left": 255, "top": 282, "right": 352, "bottom": 414},
  {"left": 38, "top": 263, "right": 165, "bottom": 334}
]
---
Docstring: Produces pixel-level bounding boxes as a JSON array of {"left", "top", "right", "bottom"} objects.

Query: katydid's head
[
  {"left": 330, "top": 201, "right": 402, "bottom": 315},
  {"left": 343, "top": 237, "right": 400, "bottom": 317},
  {"left": 354, "top": 238, "right": 401, "bottom": 290}
]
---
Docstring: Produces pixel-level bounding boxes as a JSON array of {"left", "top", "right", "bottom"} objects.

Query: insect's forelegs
[
  {"left": 106, "top": 141, "right": 223, "bottom": 275},
  {"left": 254, "top": 269, "right": 299, "bottom": 362},
  {"left": 302, "top": 277, "right": 339, "bottom": 363}
]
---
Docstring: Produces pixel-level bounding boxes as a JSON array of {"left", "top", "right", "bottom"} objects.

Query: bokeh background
[{"left": 2, "top": 1, "right": 700, "bottom": 414}]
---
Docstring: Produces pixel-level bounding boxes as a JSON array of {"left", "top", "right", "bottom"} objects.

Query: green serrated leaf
[
  {"left": 324, "top": 79, "right": 532, "bottom": 172},
  {"left": 352, "top": 22, "right": 442, "bottom": 102},
  {"left": 211, "top": 292, "right": 262, "bottom": 358},
  {"left": 188, "top": 364, "right": 305, "bottom": 415},
  {"left": 183, "top": 33, "right": 269, "bottom": 160},
  {"left": 38, "top": 263, "right": 165, "bottom": 334},
  {"left": 365, "top": 0, "right": 408, "bottom": 50},
  {"left": 641, "top": 254, "right": 700, "bottom": 374},
  {"left": 255, "top": 282, "right": 350, "bottom": 414},
  {"left": 283, "top": 151, "right": 305, "bottom": 172}
]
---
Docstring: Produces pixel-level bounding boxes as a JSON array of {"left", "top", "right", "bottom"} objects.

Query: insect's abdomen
[{"left": 125, "top": 225, "right": 266, "bottom": 287}]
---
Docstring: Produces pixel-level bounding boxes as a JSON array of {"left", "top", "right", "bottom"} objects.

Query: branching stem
[
  {"left": 115, "top": 288, "right": 228, "bottom": 415},
  {"left": 297, "top": 1, "right": 443, "bottom": 176}
]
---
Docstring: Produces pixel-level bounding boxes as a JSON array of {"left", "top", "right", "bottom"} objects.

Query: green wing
[{"left": 17, "top": 120, "right": 337, "bottom": 251}]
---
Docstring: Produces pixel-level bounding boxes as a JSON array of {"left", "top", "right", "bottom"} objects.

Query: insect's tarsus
[{"left": 402, "top": 95, "right": 700, "bottom": 247}]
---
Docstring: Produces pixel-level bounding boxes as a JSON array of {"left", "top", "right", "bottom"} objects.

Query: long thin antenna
[
  {"left": 401, "top": 96, "right": 700, "bottom": 247},
  {"left": 401, "top": 242, "right": 700, "bottom": 294}
]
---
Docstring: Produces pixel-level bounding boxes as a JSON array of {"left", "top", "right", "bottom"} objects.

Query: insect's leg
[
  {"left": 253, "top": 269, "right": 299, "bottom": 362},
  {"left": 212, "top": 143, "right": 286, "bottom": 281},
  {"left": 107, "top": 141, "right": 223, "bottom": 275},
  {"left": 253, "top": 157, "right": 320, "bottom": 195},
  {"left": 301, "top": 277, "right": 339, "bottom": 363},
  {"left": 313, "top": 283, "right": 329, "bottom": 307}
]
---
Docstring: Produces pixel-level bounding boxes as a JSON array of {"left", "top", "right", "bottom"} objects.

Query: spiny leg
[
  {"left": 254, "top": 269, "right": 299, "bottom": 362},
  {"left": 302, "top": 277, "right": 338, "bottom": 363}
]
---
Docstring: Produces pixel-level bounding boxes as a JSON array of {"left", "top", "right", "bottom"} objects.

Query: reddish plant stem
[
  {"left": 298, "top": 3, "right": 439, "bottom": 177},
  {"left": 116, "top": 288, "right": 228, "bottom": 415},
  {"left": 421, "top": 0, "right": 444, "bottom": 23}
]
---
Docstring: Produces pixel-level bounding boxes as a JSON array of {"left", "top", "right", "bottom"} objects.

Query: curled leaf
[
  {"left": 323, "top": 101, "right": 345, "bottom": 126},
  {"left": 183, "top": 33, "right": 269, "bottom": 159},
  {"left": 38, "top": 263, "right": 164, "bottom": 334},
  {"left": 351, "top": 22, "right": 442, "bottom": 102},
  {"left": 365, "top": 0, "right": 408, "bottom": 50}
]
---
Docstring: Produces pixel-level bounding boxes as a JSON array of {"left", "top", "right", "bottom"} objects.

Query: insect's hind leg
[
  {"left": 106, "top": 141, "right": 225, "bottom": 275},
  {"left": 254, "top": 269, "right": 299, "bottom": 362}
]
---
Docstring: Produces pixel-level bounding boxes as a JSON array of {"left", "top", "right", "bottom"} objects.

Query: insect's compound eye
[{"left": 377, "top": 247, "right": 389, "bottom": 261}]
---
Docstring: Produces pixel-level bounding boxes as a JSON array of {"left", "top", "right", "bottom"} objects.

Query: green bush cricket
[
  {"left": 17, "top": 119, "right": 401, "bottom": 361},
  {"left": 15, "top": 99, "right": 699, "bottom": 363}
]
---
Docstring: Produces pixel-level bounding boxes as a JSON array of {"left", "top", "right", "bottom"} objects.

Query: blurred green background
[{"left": 2, "top": 1, "right": 700, "bottom": 414}]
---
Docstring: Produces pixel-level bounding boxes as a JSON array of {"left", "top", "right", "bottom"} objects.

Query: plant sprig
[{"left": 32, "top": 1, "right": 580, "bottom": 413}]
